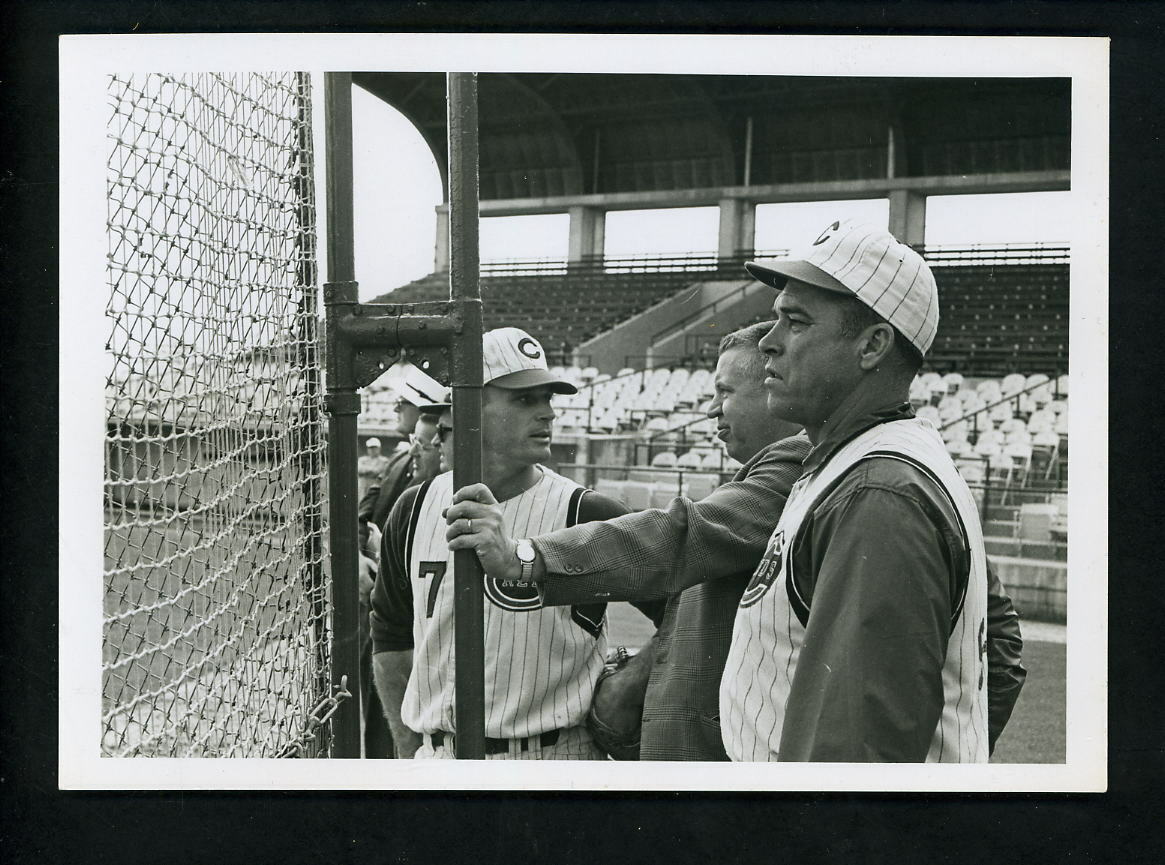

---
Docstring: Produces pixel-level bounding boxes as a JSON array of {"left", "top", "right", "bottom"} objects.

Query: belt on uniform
[{"left": 428, "top": 728, "right": 562, "bottom": 755}]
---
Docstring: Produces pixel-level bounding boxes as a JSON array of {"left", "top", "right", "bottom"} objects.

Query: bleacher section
[
  {"left": 374, "top": 262, "right": 736, "bottom": 358},
  {"left": 377, "top": 250, "right": 1068, "bottom": 379},
  {"left": 926, "top": 262, "right": 1068, "bottom": 375}
]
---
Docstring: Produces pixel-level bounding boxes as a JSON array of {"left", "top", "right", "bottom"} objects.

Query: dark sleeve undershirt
[
  {"left": 369, "top": 484, "right": 423, "bottom": 653},
  {"left": 778, "top": 460, "right": 963, "bottom": 762}
]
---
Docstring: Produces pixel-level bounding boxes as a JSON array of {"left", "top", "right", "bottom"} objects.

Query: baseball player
[
  {"left": 369, "top": 327, "right": 655, "bottom": 759},
  {"left": 714, "top": 219, "right": 992, "bottom": 761}
]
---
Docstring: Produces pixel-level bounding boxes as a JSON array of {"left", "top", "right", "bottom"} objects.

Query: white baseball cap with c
[
  {"left": 482, "top": 327, "right": 578, "bottom": 394},
  {"left": 745, "top": 219, "right": 940, "bottom": 357}
]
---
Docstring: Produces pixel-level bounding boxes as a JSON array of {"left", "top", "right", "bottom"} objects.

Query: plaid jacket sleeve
[{"left": 537, "top": 434, "right": 810, "bottom": 607}]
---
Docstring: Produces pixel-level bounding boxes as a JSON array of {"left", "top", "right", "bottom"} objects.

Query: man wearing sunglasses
[{"left": 370, "top": 327, "right": 656, "bottom": 759}]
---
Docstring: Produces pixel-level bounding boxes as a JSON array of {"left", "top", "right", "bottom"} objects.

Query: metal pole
[
  {"left": 322, "top": 72, "right": 362, "bottom": 759},
  {"left": 447, "top": 72, "right": 486, "bottom": 759}
]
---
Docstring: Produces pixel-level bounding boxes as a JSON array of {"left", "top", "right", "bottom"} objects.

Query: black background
[{"left": 3, "top": 3, "right": 1161, "bottom": 863}]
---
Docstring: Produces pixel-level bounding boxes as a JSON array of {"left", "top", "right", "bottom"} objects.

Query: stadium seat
[
  {"left": 621, "top": 481, "right": 655, "bottom": 510},
  {"left": 989, "top": 402, "right": 1014, "bottom": 425},
  {"left": 650, "top": 450, "right": 678, "bottom": 468},
  {"left": 942, "top": 420, "right": 969, "bottom": 443},
  {"left": 1026, "top": 410, "right": 1055, "bottom": 434},
  {"left": 974, "top": 438, "right": 1002, "bottom": 460},
  {"left": 998, "top": 417, "right": 1026, "bottom": 436},
  {"left": 1003, "top": 441, "right": 1033, "bottom": 484},
  {"left": 681, "top": 473, "right": 719, "bottom": 501},
  {"left": 916, "top": 405, "right": 941, "bottom": 425},
  {"left": 644, "top": 417, "right": 670, "bottom": 434},
  {"left": 1001, "top": 373, "right": 1027, "bottom": 397},
  {"left": 938, "top": 395, "right": 962, "bottom": 414},
  {"left": 956, "top": 457, "right": 987, "bottom": 485},
  {"left": 676, "top": 451, "right": 704, "bottom": 470},
  {"left": 946, "top": 438, "right": 973, "bottom": 459},
  {"left": 976, "top": 428, "right": 1004, "bottom": 448},
  {"left": 595, "top": 478, "right": 627, "bottom": 506},
  {"left": 942, "top": 372, "right": 965, "bottom": 394},
  {"left": 977, "top": 379, "right": 1002, "bottom": 401},
  {"left": 701, "top": 451, "right": 725, "bottom": 470},
  {"left": 1006, "top": 428, "right": 1033, "bottom": 446}
]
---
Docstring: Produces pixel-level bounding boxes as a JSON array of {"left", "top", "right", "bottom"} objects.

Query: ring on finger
[{"left": 466, "top": 518, "right": 473, "bottom": 533}]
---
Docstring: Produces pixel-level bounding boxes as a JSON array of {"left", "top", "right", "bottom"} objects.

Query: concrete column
[
  {"left": 433, "top": 204, "right": 450, "bottom": 272},
  {"left": 718, "top": 197, "right": 756, "bottom": 258},
  {"left": 888, "top": 189, "right": 927, "bottom": 246},
  {"left": 568, "top": 205, "right": 604, "bottom": 262}
]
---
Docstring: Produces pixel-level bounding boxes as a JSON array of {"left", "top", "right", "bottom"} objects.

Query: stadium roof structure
[{"left": 352, "top": 74, "right": 1070, "bottom": 206}]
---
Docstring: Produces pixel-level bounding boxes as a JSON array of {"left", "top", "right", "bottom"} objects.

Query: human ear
[{"left": 857, "top": 323, "right": 896, "bottom": 370}]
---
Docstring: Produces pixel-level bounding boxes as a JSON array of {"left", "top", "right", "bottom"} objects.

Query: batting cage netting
[{"left": 103, "top": 72, "right": 334, "bottom": 757}]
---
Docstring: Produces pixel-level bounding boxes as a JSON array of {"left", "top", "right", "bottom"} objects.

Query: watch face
[{"left": 516, "top": 540, "right": 536, "bottom": 563}]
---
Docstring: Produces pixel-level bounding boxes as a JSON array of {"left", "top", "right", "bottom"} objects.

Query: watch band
[{"left": 515, "top": 539, "right": 536, "bottom": 582}]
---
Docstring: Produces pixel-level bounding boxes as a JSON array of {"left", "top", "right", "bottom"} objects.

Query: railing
[
  {"left": 480, "top": 249, "right": 786, "bottom": 278},
  {"left": 916, "top": 242, "right": 1069, "bottom": 266},
  {"left": 556, "top": 461, "right": 734, "bottom": 495},
  {"left": 476, "top": 242, "right": 1069, "bottom": 279}
]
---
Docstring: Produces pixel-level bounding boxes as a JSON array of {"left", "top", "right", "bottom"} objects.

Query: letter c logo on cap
[
  {"left": 517, "top": 337, "right": 542, "bottom": 360},
  {"left": 813, "top": 221, "right": 841, "bottom": 246}
]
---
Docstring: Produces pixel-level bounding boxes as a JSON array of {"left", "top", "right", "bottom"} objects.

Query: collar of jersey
[{"left": 800, "top": 399, "right": 916, "bottom": 475}]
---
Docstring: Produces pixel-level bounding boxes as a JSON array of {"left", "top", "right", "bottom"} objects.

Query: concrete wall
[
  {"left": 647, "top": 280, "right": 774, "bottom": 364},
  {"left": 992, "top": 555, "right": 1067, "bottom": 623},
  {"left": 576, "top": 279, "right": 756, "bottom": 374}
]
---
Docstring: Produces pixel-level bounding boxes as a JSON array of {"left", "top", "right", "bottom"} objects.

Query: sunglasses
[{"left": 435, "top": 424, "right": 455, "bottom": 443}]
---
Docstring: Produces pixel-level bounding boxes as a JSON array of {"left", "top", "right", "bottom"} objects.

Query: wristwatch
[{"left": 514, "top": 539, "right": 536, "bottom": 582}]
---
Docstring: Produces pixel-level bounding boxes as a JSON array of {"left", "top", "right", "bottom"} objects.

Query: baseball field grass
[{"left": 606, "top": 603, "right": 1067, "bottom": 764}]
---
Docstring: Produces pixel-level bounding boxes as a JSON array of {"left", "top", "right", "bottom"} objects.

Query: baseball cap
[
  {"left": 365, "top": 437, "right": 381, "bottom": 448},
  {"left": 745, "top": 220, "right": 939, "bottom": 357},
  {"left": 482, "top": 327, "right": 578, "bottom": 394},
  {"left": 397, "top": 363, "right": 452, "bottom": 412}
]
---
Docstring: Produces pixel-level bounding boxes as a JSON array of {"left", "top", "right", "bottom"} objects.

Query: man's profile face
[
  {"left": 707, "top": 346, "right": 773, "bottom": 463},
  {"left": 395, "top": 398, "right": 421, "bottom": 438},
  {"left": 411, "top": 415, "right": 440, "bottom": 477},
  {"left": 435, "top": 409, "right": 454, "bottom": 472},
  {"left": 481, "top": 383, "right": 557, "bottom": 472},
  {"left": 758, "top": 280, "right": 865, "bottom": 435}
]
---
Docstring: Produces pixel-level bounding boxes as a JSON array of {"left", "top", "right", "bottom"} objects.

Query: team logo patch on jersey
[
  {"left": 483, "top": 575, "right": 543, "bottom": 611},
  {"left": 739, "top": 529, "right": 784, "bottom": 608}
]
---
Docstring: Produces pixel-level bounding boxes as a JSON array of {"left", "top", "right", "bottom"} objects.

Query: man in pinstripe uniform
[
  {"left": 717, "top": 219, "right": 992, "bottom": 761},
  {"left": 369, "top": 327, "right": 653, "bottom": 759}
]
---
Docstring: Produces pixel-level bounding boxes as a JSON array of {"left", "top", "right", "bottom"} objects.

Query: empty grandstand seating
[
  {"left": 375, "top": 263, "right": 732, "bottom": 356},
  {"left": 925, "top": 262, "right": 1068, "bottom": 376}
]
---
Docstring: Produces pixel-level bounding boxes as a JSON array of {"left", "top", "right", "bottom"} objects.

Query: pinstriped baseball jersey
[
  {"left": 720, "top": 418, "right": 989, "bottom": 762},
  {"left": 400, "top": 468, "right": 608, "bottom": 739}
]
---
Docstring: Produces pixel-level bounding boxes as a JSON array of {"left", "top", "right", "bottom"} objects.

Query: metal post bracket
[{"left": 324, "top": 286, "right": 482, "bottom": 394}]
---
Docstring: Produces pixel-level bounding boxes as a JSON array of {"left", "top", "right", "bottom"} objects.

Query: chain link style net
[{"left": 103, "top": 72, "right": 333, "bottom": 757}]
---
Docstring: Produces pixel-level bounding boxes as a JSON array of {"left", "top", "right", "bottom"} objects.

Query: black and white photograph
[{"left": 58, "top": 33, "right": 1108, "bottom": 791}]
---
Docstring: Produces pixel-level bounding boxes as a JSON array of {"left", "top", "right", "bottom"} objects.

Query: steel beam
[
  {"left": 447, "top": 72, "right": 486, "bottom": 760},
  {"left": 321, "top": 72, "right": 362, "bottom": 759}
]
